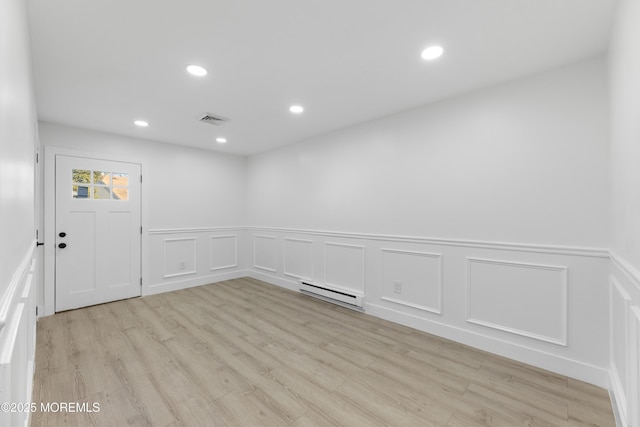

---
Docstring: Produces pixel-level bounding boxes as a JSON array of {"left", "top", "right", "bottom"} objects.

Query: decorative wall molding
[
  {"left": 243, "top": 227, "right": 611, "bottom": 387},
  {"left": 253, "top": 235, "right": 277, "bottom": 272},
  {"left": 248, "top": 226, "right": 609, "bottom": 258},
  {"left": 611, "top": 250, "right": 640, "bottom": 291},
  {"left": 380, "top": 297, "right": 441, "bottom": 315},
  {"left": 0, "top": 245, "right": 37, "bottom": 427},
  {"left": 283, "top": 238, "right": 314, "bottom": 280},
  {"left": 609, "top": 276, "right": 631, "bottom": 424},
  {"left": 466, "top": 258, "right": 568, "bottom": 346},
  {"left": 324, "top": 242, "right": 366, "bottom": 292},
  {"left": 210, "top": 235, "right": 238, "bottom": 271},
  {"left": 0, "top": 243, "right": 35, "bottom": 331},
  {"left": 149, "top": 226, "right": 245, "bottom": 235},
  {"left": 631, "top": 306, "right": 640, "bottom": 427},
  {"left": 162, "top": 237, "right": 197, "bottom": 278},
  {"left": 609, "top": 251, "right": 640, "bottom": 427},
  {"left": 381, "top": 248, "right": 442, "bottom": 315},
  {"left": 365, "top": 301, "right": 610, "bottom": 387}
]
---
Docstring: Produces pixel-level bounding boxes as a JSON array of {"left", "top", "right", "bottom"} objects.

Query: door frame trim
[{"left": 43, "top": 146, "right": 148, "bottom": 316}]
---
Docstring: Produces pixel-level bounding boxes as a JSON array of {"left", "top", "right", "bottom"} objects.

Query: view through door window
[{"left": 72, "top": 169, "right": 129, "bottom": 200}]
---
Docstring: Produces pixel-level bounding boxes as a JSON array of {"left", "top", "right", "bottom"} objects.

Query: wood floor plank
[{"left": 32, "top": 278, "right": 615, "bottom": 427}]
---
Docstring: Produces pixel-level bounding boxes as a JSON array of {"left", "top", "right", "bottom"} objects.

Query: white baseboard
[
  {"left": 365, "top": 302, "right": 610, "bottom": 388},
  {"left": 246, "top": 269, "right": 299, "bottom": 292},
  {"left": 609, "top": 362, "right": 628, "bottom": 425},
  {"left": 144, "top": 269, "right": 248, "bottom": 296}
]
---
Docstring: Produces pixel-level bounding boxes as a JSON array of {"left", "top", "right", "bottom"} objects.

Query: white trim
[
  {"left": 365, "top": 301, "right": 609, "bottom": 388},
  {"left": 283, "top": 238, "right": 314, "bottom": 281},
  {"left": 253, "top": 235, "right": 277, "bottom": 272},
  {"left": 43, "top": 146, "right": 148, "bottom": 316},
  {"left": 210, "top": 235, "right": 238, "bottom": 271},
  {"left": 249, "top": 267, "right": 611, "bottom": 387},
  {"left": 630, "top": 306, "right": 640, "bottom": 427},
  {"left": 608, "top": 276, "right": 630, "bottom": 426},
  {"left": 149, "top": 226, "right": 245, "bottom": 235},
  {"left": 0, "top": 304, "right": 24, "bottom": 364},
  {"left": 466, "top": 257, "right": 568, "bottom": 347},
  {"left": 324, "top": 242, "right": 366, "bottom": 291},
  {"left": 248, "top": 226, "right": 609, "bottom": 258},
  {"left": 0, "top": 243, "right": 35, "bottom": 331},
  {"left": 380, "top": 248, "right": 442, "bottom": 315},
  {"left": 145, "top": 270, "right": 247, "bottom": 295},
  {"left": 380, "top": 297, "right": 441, "bottom": 315},
  {"left": 162, "top": 237, "right": 197, "bottom": 278},
  {"left": 611, "top": 250, "right": 640, "bottom": 291},
  {"left": 247, "top": 269, "right": 300, "bottom": 293}
]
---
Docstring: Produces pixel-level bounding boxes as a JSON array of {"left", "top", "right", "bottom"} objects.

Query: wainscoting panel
[
  {"left": 610, "top": 277, "right": 631, "bottom": 422},
  {"left": 283, "top": 238, "right": 313, "bottom": 281},
  {"left": 107, "top": 212, "right": 132, "bottom": 287},
  {"left": 381, "top": 248, "right": 441, "bottom": 314},
  {"left": 163, "top": 237, "right": 197, "bottom": 278},
  {"left": 246, "top": 227, "right": 610, "bottom": 388},
  {"left": 210, "top": 235, "right": 238, "bottom": 271},
  {"left": 467, "top": 258, "right": 567, "bottom": 346},
  {"left": 324, "top": 242, "right": 365, "bottom": 293},
  {"left": 254, "top": 235, "right": 277, "bottom": 272},
  {"left": 0, "top": 244, "right": 37, "bottom": 427},
  {"left": 632, "top": 307, "right": 640, "bottom": 427},
  {"left": 609, "top": 251, "right": 640, "bottom": 426},
  {"left": 147, "top": 228, "right": 246, "bottom": 295}
]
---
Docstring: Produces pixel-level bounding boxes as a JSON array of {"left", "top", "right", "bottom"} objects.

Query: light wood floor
[{"left": 31, "top": 278, "right": 615, "bottom": 426}]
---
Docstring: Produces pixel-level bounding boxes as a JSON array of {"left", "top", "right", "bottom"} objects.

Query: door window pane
[
  {"left": 71, "top": 169, "right": 129, "bottom": 200},
  {"left": 112, "top": 188, "right": 129, "bottom": 201},
  {"left": 73, "top": 185, "right": 90, "bottom": 199},
  {"left": 72, "top": 169, "right": 91, "bottom": 184},
  {"left": 112, "top": 173, "right": 128, "bottom": 187},
  {"left": 93, "top": 186, "right": 111, "bottom": 200},
  {"left": 93, "top": 171, "right": 111, "bottom": 185}
]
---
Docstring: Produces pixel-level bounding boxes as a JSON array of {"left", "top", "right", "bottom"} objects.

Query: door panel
[
  {"left": 64, "top": 211, "right": 96, "bottom": 294},
  {"left": 55, "top": 155, "right": 141, "bottom": 311},
  {"left": 107, "top": 211, "right": 132, "bottom": 286}
]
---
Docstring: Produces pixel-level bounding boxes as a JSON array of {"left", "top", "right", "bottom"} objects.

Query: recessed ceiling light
[
  {"left": 421, "top": 45, "right": 444, "bottom": 61},
  {"left": 186, "top": 64, "right": 208, "bottom": 77},
  {"left": 216, "top": 137, "right": 227, "bottom": 144},
  {"left": 134, "top": 120, "right": 149, "bottom": 127},
  {"left": 289, "top": 105, "right": 304, "bottom": 114}
]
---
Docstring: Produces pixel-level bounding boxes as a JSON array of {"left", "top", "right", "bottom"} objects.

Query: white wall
[
  {"left": 39, "top": 123, "right": 248, "bottom": 303},
  {"left": 608, "top": 1, "right": 640, "bottom": 425},
  {"left": 248, "top": 58, "right": 609, "bottom": 248},
  {"left": 245, "top": 58, "right": 612, "bottom": 387},
  {"left": 0, "top": 0, "right": 39, "bottom": 425},
  {"left": 39, "top": 122, "right": 246, "bottom": 229},
  {"left": 0, "top": 0, "right": 38, "bottom": 298}
]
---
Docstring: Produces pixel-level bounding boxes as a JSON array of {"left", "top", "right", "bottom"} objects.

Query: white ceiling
[{"left": 27, "top": 0, "right": 617, "bottom": 156}]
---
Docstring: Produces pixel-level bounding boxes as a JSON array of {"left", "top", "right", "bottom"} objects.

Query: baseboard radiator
[{"left": 298, "top": 280, "right": 364, "bottom": 311}]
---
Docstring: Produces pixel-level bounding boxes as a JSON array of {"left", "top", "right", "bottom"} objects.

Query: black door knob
[
  {"left": 59, "top": 232, "right": 66, "bottom": 238},
  {"left": 58, "top": 243, "right": 67, "bottom": 249}
]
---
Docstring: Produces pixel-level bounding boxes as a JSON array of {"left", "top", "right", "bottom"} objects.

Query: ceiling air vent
[{"left": 198, "top": 113, "right": 230, "bottom": 126}]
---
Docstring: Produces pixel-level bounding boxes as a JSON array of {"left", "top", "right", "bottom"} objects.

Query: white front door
[{"left": 55, "top": 155, "right": 141, "bottom": 311}]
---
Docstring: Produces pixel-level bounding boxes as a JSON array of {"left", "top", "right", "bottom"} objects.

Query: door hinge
[
  {"left": 140, "top": 277, "right": 142, "bottom": 286},
  {"left": 140, "top": 175, "right": 143, "bottom": 183},
  {"left": 36, "top": 153, "right": 39, "bottom": 163},
  {"left": 140, "top": 226, "right": 143, "bottom": 234},
  {"left": 35, "top": 306, "right": 38, "bottom": 316}
]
